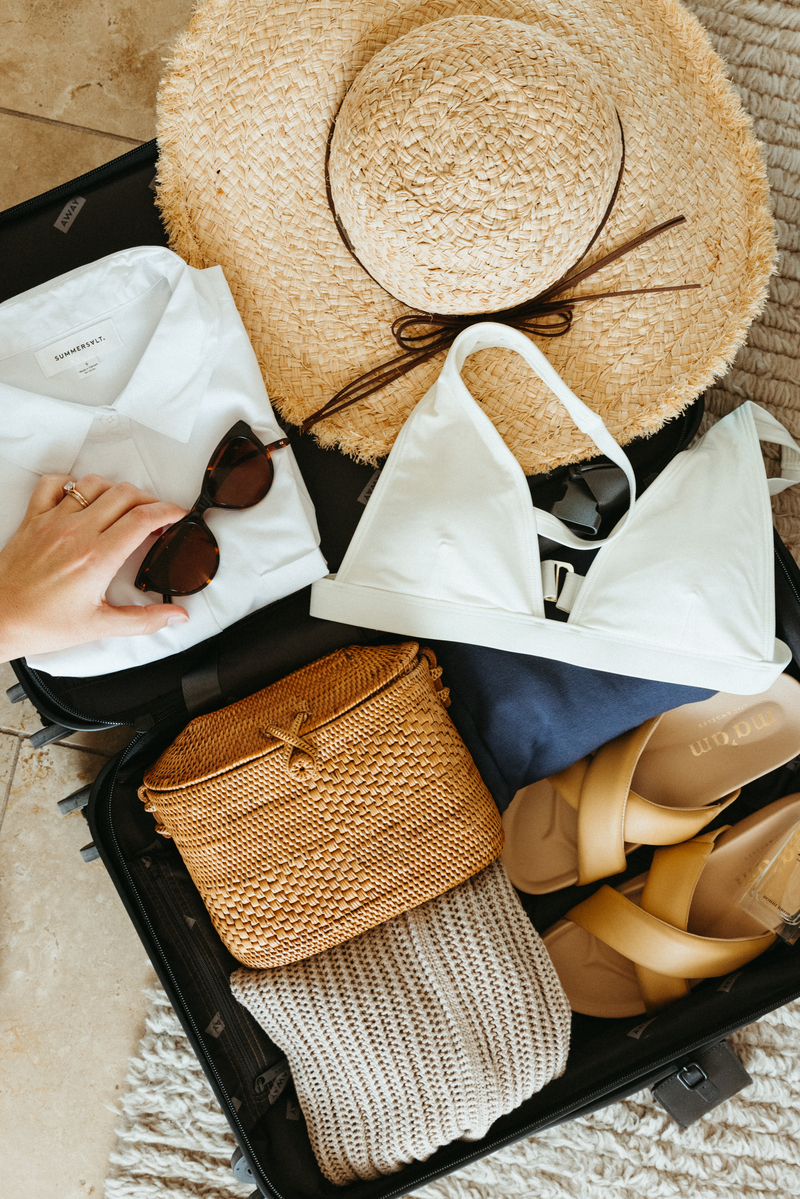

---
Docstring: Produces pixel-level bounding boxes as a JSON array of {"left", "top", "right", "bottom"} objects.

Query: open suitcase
[{"left": 3, "top": 146, "right": 800, "bottom": 1199}]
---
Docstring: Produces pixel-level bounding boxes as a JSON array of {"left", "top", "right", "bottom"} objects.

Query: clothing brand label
[
  {"left": 54, "top": 195, "right": 85, "bottom": 233},
  {"left": 34, "top": 319, "right": 121, "bottom": 378},
  {"left": 357, "top": 468, "right": 382, "bottom": 506}
]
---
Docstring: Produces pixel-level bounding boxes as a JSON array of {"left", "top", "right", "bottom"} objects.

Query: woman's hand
[{"left": 0, "top": 473, "right": 189, "bottom": 662}]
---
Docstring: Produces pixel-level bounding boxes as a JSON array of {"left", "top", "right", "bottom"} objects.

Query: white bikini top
[{"left": 310, "top": 323, "right": 800, "bottom": 694}]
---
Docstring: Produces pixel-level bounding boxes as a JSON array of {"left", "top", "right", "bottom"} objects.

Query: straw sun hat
[{"left": 156, "top": 0, "right": 775, "bottom": 473}]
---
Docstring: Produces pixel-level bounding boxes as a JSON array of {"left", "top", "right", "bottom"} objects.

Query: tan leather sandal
[
  {"left": 502, "top": 675, "right": 800, "bottom": 894},
  {"left": 542, "top": 791, "right": 800, "bottom": 1018}
]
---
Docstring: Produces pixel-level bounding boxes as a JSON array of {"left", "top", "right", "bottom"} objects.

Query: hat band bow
[{"left": 302, "top": 119, "right": 700, "bottom": 434}]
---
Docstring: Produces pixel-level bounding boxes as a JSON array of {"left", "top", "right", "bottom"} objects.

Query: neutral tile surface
[
  {"left": 0, "top": 729, "right": 157, "bottom": 1199},
  {"left": 0, "top": 0, "right": 196, "bottom": 213},
  {"left": 1, "top": 0, "right": 196, "bottom": 141}
]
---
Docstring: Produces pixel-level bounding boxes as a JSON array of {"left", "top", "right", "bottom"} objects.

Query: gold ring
[{"left": 63, "top": 481, "right": 90, "bottom": 509}]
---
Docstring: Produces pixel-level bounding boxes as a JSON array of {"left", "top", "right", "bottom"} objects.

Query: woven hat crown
[{"left": 328, "top": 15, "right": 623, "bottom": 315}]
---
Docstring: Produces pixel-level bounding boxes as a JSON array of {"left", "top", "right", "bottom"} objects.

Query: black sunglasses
[{"left": 135, "top": 420, "right": 289, "bottom": 599}]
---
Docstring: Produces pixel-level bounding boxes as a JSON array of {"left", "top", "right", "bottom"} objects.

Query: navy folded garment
[{"left": 427, "top": 641, "right": 715, "bottom": 812}]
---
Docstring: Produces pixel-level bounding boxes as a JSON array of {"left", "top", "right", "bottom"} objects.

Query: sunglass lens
[
  {"left": 205, "top": 434, "right": 274, "bottom": 508},
  {"left": 135, "top": 518, "right": 220, "bottom": 596}
]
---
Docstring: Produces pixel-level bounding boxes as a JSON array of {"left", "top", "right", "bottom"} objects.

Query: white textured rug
[
  {"left": 105, "top": 988, "right": 254, "bottom": 1199},
  {"left": 106, "top": 986, "right": 800, "bottom": 1199},
  {"left": 106, "top": 1, "right": 800, "bottom": 1197}
]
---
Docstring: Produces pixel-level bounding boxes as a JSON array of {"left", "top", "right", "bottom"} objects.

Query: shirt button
[{"left": 102, "top": 412, "right": 119, "bottom": 428}]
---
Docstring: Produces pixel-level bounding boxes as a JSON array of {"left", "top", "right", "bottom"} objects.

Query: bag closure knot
[{"left": 262, "top": 701, "right": 319, "bottom": 779}]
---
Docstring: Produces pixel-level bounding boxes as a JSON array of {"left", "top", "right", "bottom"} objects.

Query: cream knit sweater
[{"left": 231, "top": 860, "right": 570, "bottom": 1185}]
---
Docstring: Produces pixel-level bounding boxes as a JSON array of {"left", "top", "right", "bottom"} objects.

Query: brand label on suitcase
[
  {"left": 253, "top": 1061, "right": 290, "bottom": 1103},
  {"left": 53, "top": 195, "right": 85, "bottom": 233}
]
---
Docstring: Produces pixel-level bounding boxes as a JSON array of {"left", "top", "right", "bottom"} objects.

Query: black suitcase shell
[{"left": 3, "top": 147, "right": 800, "bottom": 1198}]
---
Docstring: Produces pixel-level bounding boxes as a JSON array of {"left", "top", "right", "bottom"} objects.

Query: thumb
[{"left": 98, "top": 602, "right": 190, "bottom": 638}]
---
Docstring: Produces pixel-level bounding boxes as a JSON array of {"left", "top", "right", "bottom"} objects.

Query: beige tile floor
[
  {"left": 0, "top": 0, "right": 195, "bottom": 211},
  {"left": 0, "top": 4, "right": 196, "bottom": 1196}
]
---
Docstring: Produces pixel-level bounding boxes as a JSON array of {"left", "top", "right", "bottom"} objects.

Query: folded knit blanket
[{"left": 230, "top": 859, "right": 570, "bottom": 1185}]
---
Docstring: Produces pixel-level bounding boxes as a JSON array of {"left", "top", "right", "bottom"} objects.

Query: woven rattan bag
[{"left": 138, "top": 642, "right": 503, "bottom": 967}]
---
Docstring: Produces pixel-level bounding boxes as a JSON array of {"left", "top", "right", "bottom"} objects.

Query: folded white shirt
[{"left": 0, "top": 246, "right": 327, "bottom": 677}]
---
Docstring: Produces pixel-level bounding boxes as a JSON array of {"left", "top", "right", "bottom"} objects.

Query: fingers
[
  {"left": 58, "top": 473, "right": 115, "bottom": 511},
  {"left": 25, "top": 474, "right": 74, "bottom": 516},
  {"left": 97, "top": 601, "right": 189, "bottom": 639},
  {"left": 97, "top": 498, "right": 189, "bottom": 566},
  {"left": 70, "top": 477, "right": 162, "bottom": 531},
  {"left": 30, "top": 476, "right": 187, "bottom": 538},
  {"left": 52, "top": 476, "right": 188, "bottom": 552},
  {"left": 27, "top": 473, "right": 118, "bottom": 519}
]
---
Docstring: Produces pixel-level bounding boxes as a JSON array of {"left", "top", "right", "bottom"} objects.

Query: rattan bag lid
[
  {"left": 142, "top": 642, "right": 419, "bottom": 792},
  {"left": 156, "top": 0, "right": 775, "bottom": 474}
]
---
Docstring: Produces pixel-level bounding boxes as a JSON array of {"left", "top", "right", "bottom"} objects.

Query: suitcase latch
[
  {"left": 652, "top": 1041, "right": 753, "bottom": 1128},
  {"left": 676, "top": 1062, "right": 719, "bottom": 1103}
]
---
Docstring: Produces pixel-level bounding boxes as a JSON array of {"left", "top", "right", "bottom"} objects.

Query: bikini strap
[{"left": 443, "top": 322, "right": 637, "bottom": 549}]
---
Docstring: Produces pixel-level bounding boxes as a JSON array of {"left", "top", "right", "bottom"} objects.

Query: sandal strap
[
  {"left": 640, "top": 831, "right": 719, "bottom": 927},
  {"left": 566, "top": 858, "right": 775, "bottom": 1013},
  {"left": 624, "top": 788, "right": 740, "bottom": 846},
  {"left": 576, "top": 718, "right": 659, "bottom": 884},
  {"left": 551, "top": 718, "right": 740, "bottom": 886},
  {"left": 636, "top": 832, "right": 721, "bottom": 1009}
]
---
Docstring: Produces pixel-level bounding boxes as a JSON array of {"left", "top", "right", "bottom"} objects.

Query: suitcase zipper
[
  {"left": 25, "top": 668, "right": 118, "bottom": 727},
  {"left": 102, "top": 738, "right": 285, "bottom": 1199},
  {"left": 26, "top": 665, "right": 185, "bottom": 730},
  {"left": 154, "top": 869, "right": 271, "bottom": 1082},
  {"left": 0, "top": 142, "right": 156, "bottom": 223},
  {"left": 777, "top": 549, "right": 800, "bottom": 612}
]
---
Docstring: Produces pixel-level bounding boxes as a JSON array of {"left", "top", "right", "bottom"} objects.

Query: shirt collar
[
  {"left": 0, "top": 250, "right": 221, "bottom": 476},
  {"left": 114, "top": 263, "right": 220, "bottom": 438}
]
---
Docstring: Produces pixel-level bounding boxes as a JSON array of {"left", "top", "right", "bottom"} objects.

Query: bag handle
[{"left": 441, "top": 322, "right": 638, "bottom": 548}]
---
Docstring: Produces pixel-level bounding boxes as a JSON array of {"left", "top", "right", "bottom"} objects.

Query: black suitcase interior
[{"left": 3, "top": 146, "right": 800, "bottom": 1199}]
